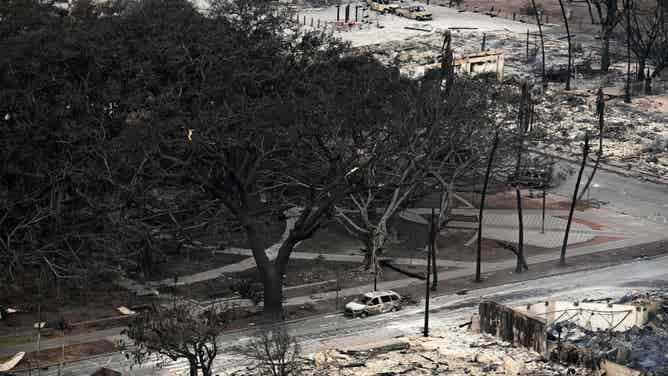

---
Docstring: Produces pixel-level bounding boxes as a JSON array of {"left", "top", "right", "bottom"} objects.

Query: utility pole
[
  {"left": 336, "top": 270, "right": 341, "bottom": 310},
  {"left": 624, "top": 0, "right": 632, "bottom": 103},
  {"left": 541, "top": 186, "right": 546, "bottom": 234},
  {"left": 373, "top": 247, "right": 378, "bottom": 292},
  {"left": 424, "top": 209, "right": 435, "bottom": 337}
]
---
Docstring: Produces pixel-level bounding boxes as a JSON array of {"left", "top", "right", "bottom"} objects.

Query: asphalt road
[
  {"left": 25, "top": 254, "right": 668, "bottom": 376},
  {"left": 550, "top": 159, "right": 668, "bottom": 225}
]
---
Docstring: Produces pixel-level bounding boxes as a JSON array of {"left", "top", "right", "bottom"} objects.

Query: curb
[{"left": 529, "top": 147, "right": 668, "bottom": 186}]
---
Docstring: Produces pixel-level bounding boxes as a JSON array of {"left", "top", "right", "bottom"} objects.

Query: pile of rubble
[
  {"left": 537, "top": 89, "right": 668, "bottom": 178},
  {"left": 549, "top": 290, "right": 668, "bottom": 375},
  {"left": 305, "top": 327, "right": 587, "bottom": 375},
  {"left": 353, "top": 28, "right": 667, "bottom": 177}
]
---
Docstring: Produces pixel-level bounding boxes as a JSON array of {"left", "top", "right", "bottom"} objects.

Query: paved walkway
[{"left": 119, "top": 204, "right": 646, "bottom": 294}]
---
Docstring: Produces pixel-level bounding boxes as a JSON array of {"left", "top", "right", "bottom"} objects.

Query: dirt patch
[
  {"left": 147, "top": 252, "right": 249, "bottom": 281},
  {"left": 622, "top": 95, "right": 668, "bottom": 114},
  {"left": 9, "top": 339, "right": 116, "bottom": 372},
  {"left": 0, "top": 275, "right": 131, "bottom": 337},
  {"left": 434, "top": 230, "right": 555, "bottom": 262},
  {"left": 295, "top": 223, "right": 363, "bottom": 254}
]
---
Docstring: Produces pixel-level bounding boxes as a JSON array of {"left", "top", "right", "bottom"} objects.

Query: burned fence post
[{"left": 336, "top": 4, "right": 340, "bottom": 21}]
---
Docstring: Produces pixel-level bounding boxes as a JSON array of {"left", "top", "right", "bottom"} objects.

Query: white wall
[{"left": 517, "top": 300, "right": 649, "bottom": 332}]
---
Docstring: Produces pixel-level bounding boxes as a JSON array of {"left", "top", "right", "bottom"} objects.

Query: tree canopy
[{"left": 1, "top": 0, "right": 522, "bottom": 317}]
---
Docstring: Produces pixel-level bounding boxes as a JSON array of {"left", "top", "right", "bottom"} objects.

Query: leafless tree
[
  {"left": 624, "top": 0, "right": 633, "bottom": 103},
  {"left": 626, "top": 0, "right": 667, "bottom": 92},
  {"left": 245, "top": 325, "right": 302, "bottom": 376},
  {"left": 123, "top": 300, "right": 231, "bottom": 376},
  {"left": 558, "top": 0, "right": 573, "bottom": 90},
  {"left": 578, "top": 88, "right": 606, "bottom": 202},
  {"left": 587, "top": 0, "right": 624, "bottom": 72},
  {"left": 530, "top": 0, "right": 548, "bottom": 89}
]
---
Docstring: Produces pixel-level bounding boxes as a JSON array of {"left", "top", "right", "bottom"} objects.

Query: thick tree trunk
[
  {"left": 261, "top": 266, "right": 284, "bottom": 321},
  {"left": 560, "top": 135, "right": 590, "bottom": 266},
  {"left": 637, "top": 58, "right": 646, "bottom": 81}
]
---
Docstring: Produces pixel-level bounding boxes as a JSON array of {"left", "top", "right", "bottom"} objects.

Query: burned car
[{"left": 345, "top": 291, "right": 402, "bottom": 318}]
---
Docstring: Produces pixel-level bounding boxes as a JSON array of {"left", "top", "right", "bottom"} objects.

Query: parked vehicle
[
  {"left": 395, "top": 4, "right": 432, "bottom": 20},
  {"left": 367, "top": 0, "right": 399, "bottom": 14},
  {"left": 345, "top": 291, "right": 403, "bottom": 318}
]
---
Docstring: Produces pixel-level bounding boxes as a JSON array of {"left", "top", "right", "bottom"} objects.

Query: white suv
[{"left": 345, "top": 291, "right": 402, "bottom": 318}]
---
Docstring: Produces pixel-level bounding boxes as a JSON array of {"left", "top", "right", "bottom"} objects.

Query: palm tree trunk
[{"left": 560, "top": 135, "right": 590, "bottom": 266}]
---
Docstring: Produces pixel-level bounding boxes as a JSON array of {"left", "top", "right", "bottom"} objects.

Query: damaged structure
[{"left": 478, "top": 290, "right": 668, "bottom": 376}]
